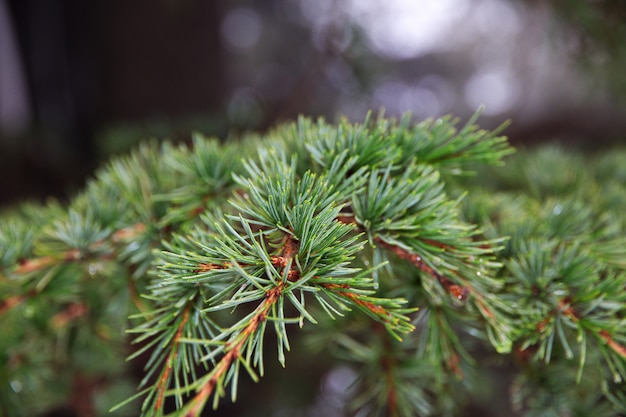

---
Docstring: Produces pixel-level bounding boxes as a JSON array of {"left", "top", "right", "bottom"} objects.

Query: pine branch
[
  {"left": 154, "top": 307, "right": 190, "bottom": 412},
  {"left": 183, "top": 281, "right": 285, "bottom": 416},
  {"left": 3, "top": 112, "right": 625, "bottom": 417},
  {"left": 13, "top": 223, "right": 147, "bottom": 275},
  {"left": 375, "top": 238, "right": 469, "bottom": 302},
  {"left": 0, "top": 290, "right": 35, "bottom": 315}
]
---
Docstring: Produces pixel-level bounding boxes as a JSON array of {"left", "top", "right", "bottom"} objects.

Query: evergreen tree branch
[
  {"left": 599, "top": 331, "right": 626, "bottom": 359},
  {"left": 13, "top": 223, "right": 147, "bottom": 275},
  {"left": 183, "top": 281, "right": 285, "bottom": 417},
  {"left": 0, "top": 290, "right": 36, "bottom": 315},
  {"left": 375, "top": 238, "right": 470, "bottom": 302},
  {"left": 174, "top": 233, "right": 300, "bottom": 415},
  {"left": 6, "top": 112, "right": 625, "bottom": 416},
  {"left": 154, "top": 307, "right": 190, "bottom": 412},
  {"left": 50, "top": 302, "right": 89, "bottom": 329}
]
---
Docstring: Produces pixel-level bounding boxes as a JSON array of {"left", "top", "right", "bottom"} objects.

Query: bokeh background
[{"left": 1, "top": 0, "right": 626, "bottom": 207}]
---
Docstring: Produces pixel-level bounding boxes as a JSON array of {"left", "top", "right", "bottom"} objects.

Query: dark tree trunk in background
[
  {"left": 2, "top": 0, "right": 223, "bottom": 206},
  {"left": 98, "top": 0, "right": 223, "bottom": 122}
]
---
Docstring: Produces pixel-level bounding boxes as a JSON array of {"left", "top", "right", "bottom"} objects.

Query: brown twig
[
  {"left": 51, "top": 302, "right": 89, "bottom": 329},
  {"left": 321, "top": 283, "right": 390, "bottom": 318},
  {"left": 342, "top": 214, "right": 500, "bottom": 340},
  {"left": 527, "top": 297, "right": 626, "bottom": 362},
  {"left": 0, "top": 290, "right": 36, "bottom": 315},
  {"left": 13, "top": 223, "right": 147, "bottom": 276},
  {"left": 0, "top": 223, "right": 149, "bottom": 318},
  {"left": 196, "top": 262, "right": 231, "bottom": 272},
  {"left": 374, "top": 237, "right": 470, "bottom": 302},
  {"left": 185, "top": 283, "right": 285, "bottom": 417},
  {"left": 599, "top": 330, "right": 626, "bottom": 358},
  {"left": 154, "top": 307, "right": 190, "bottom": 412},
  {"left": 184, "top": 235, "right": 299, "bottom": 416}
]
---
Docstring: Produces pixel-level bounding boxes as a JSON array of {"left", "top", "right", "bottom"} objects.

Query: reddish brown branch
[
  {"left": 270, "top": 235, "right": 301, "bottom": 281},
  {"left": 280, "top": 234, "right": 300, "bottom": 260},
  {"left": 185, "top": 282, "right": 286, "bottom": 417},
  {"left": 599, "top": 330, "right": 626, "bottom": 358},
  {"left": 339, "top": 210, "right": 494, "bottom": 322},
  {"left": 375, "top": 238, "right": 469, "bottom": 302},
  {"left": 320, "top": 283, "right": 394, "bottom": 323},
  {"left": 13, "top": 223, "right": 147, "bottom": 276},
  {"left": 375, "top": 238, "right": 434, "bottom": 274},
  {"left": 155, "top": 307, "right": 190, "bottom": 411},
  {"left": 51, "top": 302, "right": 89, "bottom": 328},
  {"left": 0, "top": 289, "right": 38, "bottom": 316},
  {"left": 184, "top": 235, "right": 299, "bottom": 416},
  {"left": 196, "top": 262, "right": 231, "bottom": 272}
]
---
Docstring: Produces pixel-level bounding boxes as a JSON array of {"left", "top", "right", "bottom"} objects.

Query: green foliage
[{"left": 1, "top": 113, "right": 625, "bottom": 417}]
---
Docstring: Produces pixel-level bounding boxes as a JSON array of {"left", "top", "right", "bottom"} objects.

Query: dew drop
[
  {"left": 10, "top": 380, "right": 22, "bottom": 393},
  {"left": 127, "top": 242, "right": 140, "bottom": 252}
]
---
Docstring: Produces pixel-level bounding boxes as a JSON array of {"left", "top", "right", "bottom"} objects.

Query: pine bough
[{"left": 1, "top": 112, "right": 625, "bottom": 416}]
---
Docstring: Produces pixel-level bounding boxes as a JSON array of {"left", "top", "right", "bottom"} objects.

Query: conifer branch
[
  {"left": 185, "top": 282, "right": 285, "bottom": 417},
  {"left": 599, "top": 331, "right": 626, "bottom": 359},
  {"left": 375, "top": 238, "right": 470, "bottom": 302},
  {"left": 50, "top": 302, "right": 89, "bottom": 329},
  {"left": 3, "top": 113, "right": 625, "bottom": 416},
  {"left": 13, "top": 223, "right": 147, "bottom": 275},
  {"left": 154, "top": 307, "right": 190, "bottom": 412},
  {"left": 182, "top": 234, "right": 299, "bottom": 415},
  {"left": 0, "top": 290, "right": 36, "bottom": 315}
]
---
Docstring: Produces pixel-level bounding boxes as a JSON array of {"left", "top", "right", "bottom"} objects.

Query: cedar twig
[
  {"left": 154, "top": 307, "right": 190, "bottom": 412},
  {"left": 51, "top": 302, "right": 89, "bottom": 329},
  {"left": 13, "top": 223, "right": 147, "bottom": 275},
  {"left": 184, "top": 235, "right": 299, "bottom": 416},
  {"left": 599, "top": 330, "right": 626, "bottom": 358},
  {"left": 0, "top": 224, "right": 149, "bottom": 318},
  {"left": 374, "top": 237, "right": 469, "bottom": 302},
  {"left": 338, "top": 214, "right": 472, "bottom": 303},
  {"left": 321, "top": 283, "right": 391, "bottom": 319},
  {"left": 0, "top": 290, "right": 36, "bottom": 315},
  {"left": 184, "top": 282, "right": 285, "bottom": 417},
  {"left": 532, "top": 297, "right": 626, "bottom": 359}
]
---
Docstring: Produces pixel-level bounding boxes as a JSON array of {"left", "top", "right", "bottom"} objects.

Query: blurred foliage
[{"left": 548, "top": 0, "right": 626, "bottom": 97}]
